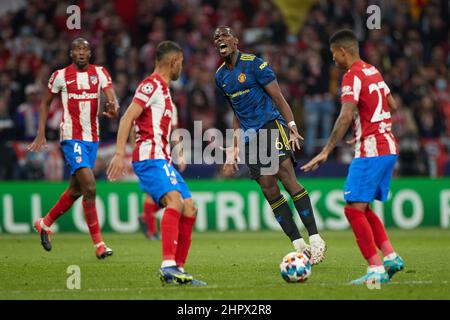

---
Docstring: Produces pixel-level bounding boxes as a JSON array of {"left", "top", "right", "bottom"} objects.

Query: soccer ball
[{"left": 279, "top": 252, "right": 312, "bottom": 283}]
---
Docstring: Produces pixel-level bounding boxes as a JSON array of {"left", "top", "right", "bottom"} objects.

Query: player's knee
[
  {"left": 183, "top": 201, "right": 197, "bottom": 218},
  {"left": 68, "top": 189, "right": 82, "bottom": 199},
  {"left": 164, "top": 192, "right": 184, "bottom": 212},
  {"left": 82, "top": 183, "right": 96, "bottom": 199},
  {"left": 280, "top": 176, "right": 300, "bottom": 194},
  {"left": 261, "top": 183, "right": 280, "bottom": 200}
]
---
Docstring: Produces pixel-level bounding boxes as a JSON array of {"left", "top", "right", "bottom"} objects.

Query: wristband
[{"left": 288, "top": 121, "right": 296, "bottom": 128}]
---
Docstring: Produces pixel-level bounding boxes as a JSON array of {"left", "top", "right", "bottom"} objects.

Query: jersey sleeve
[
  {"left": 97, "top": 66, "right": 113, "bottom": 90},
  {"left": 215, "top": 72, "right": 223, "bottom": 91},
  {"left": 132, "top": 80, "right": 156, "bottom": 108},
  {"left": 341, "top": 71, "right": 361, "bottom": 105},
  {"left": 253, "top": 57, "right": 276, "bottom": 87},
  {"left": 47, "top": 70, "right": 63, "bottom": 95}
]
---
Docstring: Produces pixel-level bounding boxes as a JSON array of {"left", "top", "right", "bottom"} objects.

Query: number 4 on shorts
[{"left": 74, "top": 142, "right": 82, "bottom": 155}]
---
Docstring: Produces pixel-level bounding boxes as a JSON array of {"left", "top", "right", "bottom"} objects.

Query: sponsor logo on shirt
[
  {"left": 226, "top": 89, "right": 250, "bottom": 99},
  {"left": 362, "top": 66, "right": 378, "bottom": 76},
  {"left": 68, "top": 92, "right": 98, "bottom": 99}
]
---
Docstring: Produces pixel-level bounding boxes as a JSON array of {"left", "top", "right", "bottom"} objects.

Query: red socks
[
  {"left": 160, "top": 208, "right": 181, "bottom": 261},
  {"left": 344, "top": 206, "right": 382, "bottom": 266},
  {"left": 43, "top": 190, "right": 76, "bottom": 227},
  {"left": 143, "top": 201, "right": 159, "bottom": 236},
  {"left": 365, "top": 207, "right": 394, "bottom": 257},
  {"left": 82, "top": 198, "right": 103, "bottom": 245},
  {"left": 175, "top": 215, "right": 196, "bottom": 268}
]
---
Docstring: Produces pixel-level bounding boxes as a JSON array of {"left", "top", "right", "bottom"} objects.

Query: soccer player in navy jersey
[{"left": 214, "top": 26, "right": 326, "bottom": 264}]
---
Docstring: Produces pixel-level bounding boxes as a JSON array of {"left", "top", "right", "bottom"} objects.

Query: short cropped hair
[
  {"left": 155, "top": 41, "right": 182, "bottom": 62},
  {"left": 329, "top": 29, "right": 358, "bottom": 52}
]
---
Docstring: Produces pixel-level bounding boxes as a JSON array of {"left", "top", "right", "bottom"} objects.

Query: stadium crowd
[{"left": 0, "top": 0, "right": 449, "bottom": 180}]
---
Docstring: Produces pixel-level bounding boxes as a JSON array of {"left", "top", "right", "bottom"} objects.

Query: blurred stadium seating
[{"left": 0, "top": 0, "right": 449, "bottom": 180}]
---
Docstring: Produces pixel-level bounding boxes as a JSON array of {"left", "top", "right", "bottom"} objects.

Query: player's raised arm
[
  {"left": 263, "top": 79, "right": 303, "bottom": 151},
  {"left": 27, "top": 89, "right": 54, "bottom": 152},
  {"left": 107, "top": 102, "right": 143, "bottom": 181},
  {"left": 301, "top": 102, "right": 355, "bottom": 172}
]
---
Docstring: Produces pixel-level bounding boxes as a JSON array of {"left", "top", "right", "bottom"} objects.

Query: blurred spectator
[
  {"left": 391, "top": 94, "right": 427, "bottom": 176},
  {"left": 0, "top": 96, "right": 17, "bottom": 180},
  {"left": 414, "top": 95, "right": 444, "bottom": 139},
  {"left": 15, "top": 83, "right": 40, "bottom": 140},
  {"left": 0, "top": 0, "right": 448, "bottom": 179}
]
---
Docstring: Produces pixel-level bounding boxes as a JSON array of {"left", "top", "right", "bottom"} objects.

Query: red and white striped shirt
[
  {"left": 341, "top": 60, "right": 398, "bottom": 158},
  {"left": 48, "top": 64, "right": 112, "bottom": 142},
  {"left": 131, "top": 72, "right": 176, "bottom": 162}
]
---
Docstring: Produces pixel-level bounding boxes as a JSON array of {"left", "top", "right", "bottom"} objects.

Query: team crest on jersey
[
  {"left": 76, "top": 156, "right": 82, "bottom": 164},
  {"left": 342, "top": 85, "right": 352, "bottom": 93},
  {"left": 90, "top": 75, "right": 98, "bottom": 85},
  {"left": 342, "top": 85, "right": 353, "bottom": 96},
  {"left": 141, "top": 83, "right": 154, "bottom": 94},
  {"left": 170, "top": 176, "right": 178, "bottom": 185},
  {"left": 238, "top": 73, "right": 246, "bottom": 83}
]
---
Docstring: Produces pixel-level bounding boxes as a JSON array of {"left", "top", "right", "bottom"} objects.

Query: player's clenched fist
[{"left": 107, "top": 154, "right": 125, "bottom": 181}]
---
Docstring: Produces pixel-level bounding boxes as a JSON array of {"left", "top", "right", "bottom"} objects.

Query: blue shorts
[
  {"left": 344, "top": 155, "right": 397, "bottom": 203},
  {"left": 61, "top": 140, "right": 99, "bottom": 176},
  {"left": 132, "top": 159, "right": 191, "bottom": 205}
]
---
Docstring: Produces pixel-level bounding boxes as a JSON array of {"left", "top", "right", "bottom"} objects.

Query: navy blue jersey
[{"left": 215, "top": 51, "right": 285, "bottom": 141}]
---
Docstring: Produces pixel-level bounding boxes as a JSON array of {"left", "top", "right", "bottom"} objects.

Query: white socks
[
  {"left": 309, "top": 234, "right": 323, "bottom": 243},
  {"left": 161, "top": 260, "right": 177, "bottom": 268},
  {"left": 40, "top": 219, "right": 51, "bottom": 231},
  {"left": 292, "top": 238, "right": 308, "bottom": 252},
  {"left": 94, "top": 241, "right": 105, "bottom": 248},
  {"left": 384, "top": 253, "right": 398, "bottom": 261},
  {"left": 368, "top": 266, "right": 385, "bottom": 273}
]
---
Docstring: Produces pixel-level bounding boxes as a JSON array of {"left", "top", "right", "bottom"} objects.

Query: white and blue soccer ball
[{"left": 280, "top": 251, "right": 312, "bottom": 283}]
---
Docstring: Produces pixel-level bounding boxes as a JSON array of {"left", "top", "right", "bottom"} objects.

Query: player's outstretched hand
[
  {"left": 103, "top": 100, "right": 119, "bottom": 119},
  {"left": 220, "top": 146, "right": 240, "bottom": 174},
  {"left": 107, "top": 154, "right": 125, "bottom": 181},
  {"left": 177, "top": 156, "right": 187, "bottom": 173},
  {"left": 301, "top": 151, "right": 329, "bottom": 172},
  {"left": 27, "top": 135, "right": 48, "bottom": 152},
  {"left": 346, "top": 137, "right": 356, "bottom": 144},
  {"left": 288, "top": 126, "right": 304, "bottom": 151}
]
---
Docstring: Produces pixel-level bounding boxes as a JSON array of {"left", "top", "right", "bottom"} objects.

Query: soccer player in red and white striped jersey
[
  {"left": 302, "top": 30, "right": 404, "bottom": 285},
  {"left": 138, "top": 104, "right": 185, "bottom": 240},
  {"left": 107, "top": 41, "right": 205, "bottom": 285},
  {"left": 28, "top": 38, "right": 119, "bottom": 259}
]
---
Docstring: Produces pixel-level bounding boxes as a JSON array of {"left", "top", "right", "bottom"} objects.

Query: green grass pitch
[{"left": 1, "top": 229, "right": 449, "bottom": 299}]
